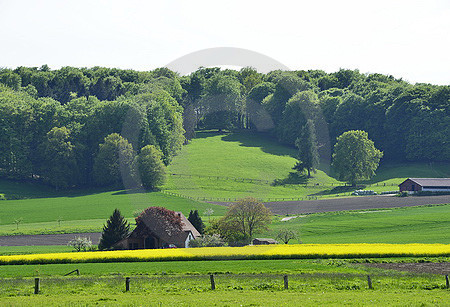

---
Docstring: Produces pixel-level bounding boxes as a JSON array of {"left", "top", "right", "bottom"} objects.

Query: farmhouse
[
  {"left": 398, "top": 178, "right": 450, "bottom": 193},
  {"left": 116, "top": 207, "right": 201, "bottom": 249}
]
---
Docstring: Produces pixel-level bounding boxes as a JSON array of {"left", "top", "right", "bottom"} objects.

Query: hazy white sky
[{"left": 0, "top": 0, "right": 448, "bottom": 84}]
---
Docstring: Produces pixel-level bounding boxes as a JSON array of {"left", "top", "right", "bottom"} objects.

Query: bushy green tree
[
  {"left": 40, "top": 126, "right": 79, "bottom": 189},
  {"left": 278, "top": 90, "right": 319, "bottom": 145},
  {"left": 200, "top": 74, "right": 242, "bottom": 131},
  {"left": 188, "top": 210, "right": 205, "bottom": 234},
  {"left": 135, "top": 145, "right": 166, "bottom": 190},
  {"left": 93, "top": 133, "right": 135, "bottom": 187},
  {"left": 98, "top": 209, "right": 130, "bottom": 250},
  {"left": 332, "top": 130, "right": 383, "bottom": 186}
]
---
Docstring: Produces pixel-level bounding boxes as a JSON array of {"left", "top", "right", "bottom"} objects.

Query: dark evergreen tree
[
  {"left": 294, "top": 120, "right": 319, "bottom": 177},
  {"left": 98, "top": 209, "right": 130, "bottom": 250},
  {"left": 188, "top": 210, "right": 205, "bottom": 235}
]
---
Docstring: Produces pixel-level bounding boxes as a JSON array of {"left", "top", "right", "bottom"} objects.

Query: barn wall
[
  {"left": 399, "top": 179, "right": 422, "bottom": 192},
  {"left": 422, "top": 187, "right": 450, "bottom": 192}
]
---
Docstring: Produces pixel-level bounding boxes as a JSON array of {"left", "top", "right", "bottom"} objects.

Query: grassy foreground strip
[{"left": 1, "top": 244, "right": 449, "bottom": 265}]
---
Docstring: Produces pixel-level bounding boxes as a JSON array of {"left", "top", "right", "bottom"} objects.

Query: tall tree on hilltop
[{"left": 294, "top": 119, "right": 319, "bottom": 178}]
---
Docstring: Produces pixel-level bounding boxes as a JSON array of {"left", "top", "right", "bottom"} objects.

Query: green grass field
[
  {"left": 264, "top": 204, "right": 450, "bottom": 244},
  {"left": 163, "top": 131, "right": 450, "bottom": 200},
  {"left": 1, "top": 290, "right": 448, "bottom": 307},
  {"left": 0, "top": 259, "right": 374, "bottom": 278},
  {"left": 0, "top": 130, "right": 449, "bottom": 239},
  {"left": 0, "top": 259, "right": 449, "bottom": 306},
  {"left": 163, "top": 131, "right": 343, "bottom": 200},
  {"left": 0, "top": 189, "right": 225, "bottom": 235}
]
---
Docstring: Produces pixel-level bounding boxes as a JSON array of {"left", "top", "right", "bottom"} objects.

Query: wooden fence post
[
  {"left": 210, "top": 274, "right": 215, "bottom": 290},
  {"left": 34, "top": 278, "right": 40, "bottom": 294},
  {"left": 446, "top": 275, "right": 449, "bottom": 289},
  {"left": 283, "top": 275, "right": 289, "bottom": 289},
  {"left": 367, "top": 275, "right": 373, "bottom": 289},
  {"left": 125, "top": 277, "right": 130, "bottom": 292}
]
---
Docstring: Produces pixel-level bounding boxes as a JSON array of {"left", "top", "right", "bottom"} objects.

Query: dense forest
[{"left": 0, "top": 65, "right": 448, "bottom": 188}]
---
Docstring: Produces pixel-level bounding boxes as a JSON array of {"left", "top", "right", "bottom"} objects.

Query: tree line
[
  {"left": 0, "top": 65, "right": 448, "bottom": 188},
  {"left": 0, "top": 66, "right": 184, "bottom": 188}
]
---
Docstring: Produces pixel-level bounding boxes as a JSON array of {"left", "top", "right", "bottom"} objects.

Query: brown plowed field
[
  {"left": 364, "top": 262, "right": 450, "bottom": 275},
  {"left": 211, "top": 195, "right": 450, "bottom": 215},
  {"left": 0, "top": 232, "right": 101, "bottom": 247}
]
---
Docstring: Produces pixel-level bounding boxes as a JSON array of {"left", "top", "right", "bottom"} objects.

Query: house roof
[
  {"left": 129, "top": 208, "right": 201, "bottom": 247},
  {"left": 400, "top": 178, "right": 450, "bottom": 187},
  {"left": 253, "top": 238, "right": 278, "bottom": 243},
  {"left": 177, "top": 212, "right": 201, "bottom": 238}
]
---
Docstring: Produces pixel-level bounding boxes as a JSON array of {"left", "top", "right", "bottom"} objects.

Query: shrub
[
  {"left": 188, "top": 234, "right": 227, "bottom": 247},
  {"left": 68, "top": 237, "right": 93, "bottom": 252},
  {"left": 397, "top": 191, "right": 408, "bottom": 197}
]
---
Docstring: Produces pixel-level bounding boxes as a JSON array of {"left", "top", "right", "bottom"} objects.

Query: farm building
[
  {"left": 116, "top": 207, "right": 201, "bottom": 249},
  {"left": 252, "top": 238, "right": 278, "bottom": 245},
  {"left": 398, "top": 178, "right": 450, "bottom": 193}
]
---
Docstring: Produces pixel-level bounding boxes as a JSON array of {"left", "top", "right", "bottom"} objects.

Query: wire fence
[
  {"left": 4, "top": 272, "right": 449, "bottom": 296},
  {"left": 168, "top": 173, "right": 400, "bottom": 187},
  {"left": 164, "top": 173, "right": 400, "bottom": 202},
  {"left": 160, "top": 190, "right": 356, "bottom": 202}
]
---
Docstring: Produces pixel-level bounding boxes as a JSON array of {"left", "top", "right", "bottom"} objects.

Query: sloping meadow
[{"left": 1, "top": 244, "right": 449, "bottom": 265}]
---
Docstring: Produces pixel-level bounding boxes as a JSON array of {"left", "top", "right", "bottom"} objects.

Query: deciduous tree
[
  {"left": 332, "top": 130, "right": 383, "bottom": 186},
  {"left": 40, "top": 126, "right": 79, "bottom": 189},
  {"left": 93, "top": 133, "right": 135, "bottom": 187},
  {"left": 217, "top": 198, "right": 271, "bottom": 245},
  {"left": 135, "top": 145, "right": 166, "bottom": 190},
  {"left": 276, "top": 228, "right": 299, "bottom": 244}
]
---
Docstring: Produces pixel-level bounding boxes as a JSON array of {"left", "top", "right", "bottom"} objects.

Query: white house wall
[
  {"left": 185, "top": 232, "right": 193, "bottom": 248},
  {"left": 422, "top": 187, "right": 450, "bottom": 192}
]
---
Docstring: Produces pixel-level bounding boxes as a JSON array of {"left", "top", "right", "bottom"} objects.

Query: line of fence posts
[{"left": 30, "top": 274, "right": 450, "bottom": 294}]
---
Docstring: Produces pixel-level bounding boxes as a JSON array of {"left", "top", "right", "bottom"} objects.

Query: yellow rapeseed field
[{"left": 0, "top": 244, "right": 449, "bottom": 265}]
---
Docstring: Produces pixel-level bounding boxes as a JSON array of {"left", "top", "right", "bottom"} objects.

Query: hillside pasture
[{"left": 163, "top": 131, "right": 450, "bottom": 200}]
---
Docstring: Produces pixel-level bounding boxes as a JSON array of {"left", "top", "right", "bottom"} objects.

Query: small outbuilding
[
  {"left": 116, "top": 207, "right": 201, "bottom": 249},
  {"left": 398, "top": 178, "right": 450, "bottom": 193},
  {"left": 252, "top": 238, "right": 278, "bottom": 245}
]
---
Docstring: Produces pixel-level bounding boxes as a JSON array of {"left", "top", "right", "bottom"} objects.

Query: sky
[{"left": 0, "top": 0, "right": 449, "bottom": 84}]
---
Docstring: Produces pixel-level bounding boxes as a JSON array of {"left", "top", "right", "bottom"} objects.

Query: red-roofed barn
[{"left": 398, "top": 178, "right": 450, "bottom": 193}]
